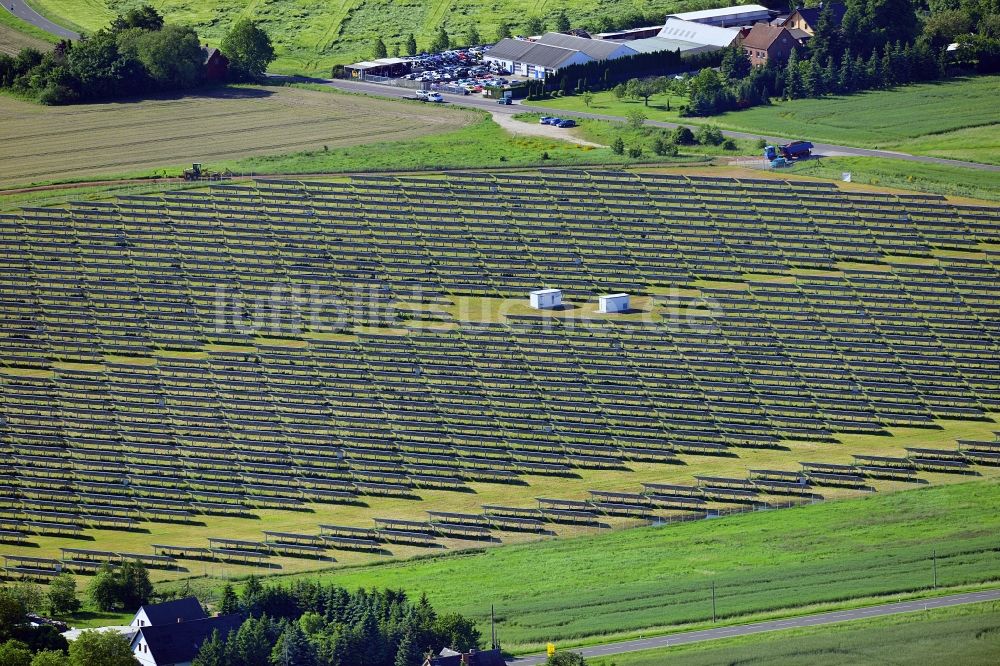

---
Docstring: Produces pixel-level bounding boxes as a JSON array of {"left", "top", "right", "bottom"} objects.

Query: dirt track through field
[{"left": 0, "top": 86, "right": 475, "bottom": 187}]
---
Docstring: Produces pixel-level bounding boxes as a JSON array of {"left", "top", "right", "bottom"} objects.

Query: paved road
[
  {"left": 505, "top": 588, "right": 1000, "bottom": 665},
  {"left": 2, "top": 0, "right": 79, "bottom": 39},
  {"left": 324, "top": 78, "right": 1000, "bottom": 173}
]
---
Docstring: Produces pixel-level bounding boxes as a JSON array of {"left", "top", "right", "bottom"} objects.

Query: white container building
[
  {"left": 530, "top": 289, "right": 563, "bottom": 309},
  {"left": 598, "top": 293, "right": 630, "bottom": 313}
]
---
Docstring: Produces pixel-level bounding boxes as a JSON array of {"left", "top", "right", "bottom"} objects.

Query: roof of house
[
  {"left": 624, "top": 36, "right": 720, "bottom": 56},
  {"left": 485, "top": 38, "right": 586, "bottom": 69},
  {"left": 787, "top": 2, "right": 847, "bottom": 28},
  {"left": 787, "top": 27, "right": 812, "bottom": 41},
  {"left": 658, "top": 18, "right": 741, "bottom": 47},
  {"left": 668, "top": 4, "right": 771, "bottom": 23},
  {"left": 741, "top": 23, "right": 795, "bottom": 50},
  {"left": 428, "top": 648, "right": 507, "bottom": 666},
  {"left": 134, "top": 614, "right": 244, "bottom": 665},
  {"left": 536, "top": 32, "right": 635, "bottom": 60},
  {"left": 201, "top": 46, "right": 226, "bottom": 64},
  {"left": 135, "top": 597, "right": 206, "bottom": 626}
]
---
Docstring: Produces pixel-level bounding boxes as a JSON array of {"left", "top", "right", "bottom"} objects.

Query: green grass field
[
  {"left": 25, "top": 0, "right": 697, "bottom": 73},
  {"left": 596, "top": 600, "right": 1000, "bottom": 666},
  {"left": 157, "top": 479, "right": 1000, "bottom": 652},
  {"left": 535, "top": 76, "right": 1000, "bottom": 165}
]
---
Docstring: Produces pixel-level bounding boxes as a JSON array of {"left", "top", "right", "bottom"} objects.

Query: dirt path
[{"left": 489, "top": 109, "right": 605, "bottom": 147}]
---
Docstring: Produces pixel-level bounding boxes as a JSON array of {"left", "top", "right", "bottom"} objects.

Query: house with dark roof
[
  {"left": 741, "top": 24, "right": 800, "bottom": 66},
  {"left": 782, "top": 2, "right": 847, "bottom": 35},
  {"left": 131, "top": 597, "right": 206, "bottom": 629},
  {"left": 131, "top": 613, "right": 244, "bottom": 666},
  {"left": 423, "top": 647, "right": 507, "bottom": 666}
]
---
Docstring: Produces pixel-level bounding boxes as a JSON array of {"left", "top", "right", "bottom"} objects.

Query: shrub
[
  {"left": 672, "top": 125, "right": 695, "bottom": 145},
  {"left": 611, "top": 137, "right": 625, "bottom": 155},
  {"left": 696, "top": 124, "right": 725, "bottom": 146},
  {"left": 627, "top": 146, "right": 643, "bottom": 158},
  {"left": 722, "top": 138, "right": 738, "bottom": 150}
]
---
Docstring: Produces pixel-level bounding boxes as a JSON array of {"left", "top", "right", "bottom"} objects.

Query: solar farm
[{"left": 2, "top": 169, "right": 999, "bottom": 581}]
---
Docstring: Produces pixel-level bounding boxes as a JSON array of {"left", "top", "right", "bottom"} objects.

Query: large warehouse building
[{"left": 484, "top": 33, "right": 637, "bottom": 79}]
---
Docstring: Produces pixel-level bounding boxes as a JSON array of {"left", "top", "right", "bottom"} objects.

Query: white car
[
  {"left": 415, "top": 90, "right": 430, "bottom": 100},
  {"left": 426, "top": 92, "right": 444, "bottom": 103}
]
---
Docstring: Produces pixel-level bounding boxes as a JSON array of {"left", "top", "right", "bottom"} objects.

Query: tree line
[
  {"left": 0, "top": 5, "right": 276, "bottom": 105},
  {"left": 191, "top": 577, "right": 482, "bottom": 666}
]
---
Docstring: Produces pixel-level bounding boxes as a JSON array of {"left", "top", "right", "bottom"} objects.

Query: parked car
[
  {"left": 555, "top": 119, "right": 577, "bottom": 128},
  {"left": 540, "top": 117, "right": 559, "bottom": 125},
  {"left": 426, "top": 92, "right": 444, "bottom": 102},
  {"left": 415, "top": 90, "right": 430, "bottom": 100},
  {"left": 497, "top": 97, "right": 512, "bottom": 105}
]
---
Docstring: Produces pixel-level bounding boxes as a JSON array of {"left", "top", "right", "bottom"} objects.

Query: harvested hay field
[
  {"left": 0, "top": 21, "right": 53, "bottom": 55},
  {"left": 0, "top": 85, "right": 476, "bottom": 187}
]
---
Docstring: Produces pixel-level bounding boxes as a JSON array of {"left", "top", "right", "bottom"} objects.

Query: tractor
[{"left": 182, "top": 163, "right": 224, "bottom": 181}]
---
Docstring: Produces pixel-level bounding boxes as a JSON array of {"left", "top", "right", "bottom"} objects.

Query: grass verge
[{"left": 788, "top": 156, "right": 1000, "bottom": 203}]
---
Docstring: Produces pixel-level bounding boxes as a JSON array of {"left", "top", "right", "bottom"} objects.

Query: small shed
[
  {"left": 201, "top": 47, "right": 229, "bottom": 83},
  {"left": 598, "top": 293, "right": 630, "bottom": 313},
  {"left": 529, "top": 289, "right": 563, "bottom": 309}
]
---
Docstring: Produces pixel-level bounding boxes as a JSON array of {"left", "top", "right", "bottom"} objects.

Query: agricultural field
[
  {"left": 534, "top": 75, "right": 1000, "bottom": 165},
  {"left": 25, "top": 0, "right": 693, "bottom": 73},
  {"left": 0, "top": 12, "right": 56, "bottom": 55},
  {"left": 597, "top": 600, "right": 1000, "bottom": 666},
  {"left": 0, "top": 84, "right": 476, "bottom": 187}
]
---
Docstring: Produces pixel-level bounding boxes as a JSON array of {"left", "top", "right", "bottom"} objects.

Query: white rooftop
[
  {"left": 658, "top": 18, "right": 741, "bottom": 47},
  {"left": 668, "top": 4, "right": 770, "bottom": 22},
  {"left": 531, "top": 289, "right": 562, "bottom": 295}
]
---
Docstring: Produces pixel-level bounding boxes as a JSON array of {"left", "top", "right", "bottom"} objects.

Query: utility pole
[
  {"left": 491, "top": 604, "right": 497, "bottom": 650},
  {"left": 933, "top": 549, "right": 938, "bottom": 588},
  {"left": 712, "top": 581, "right": 717, "bottom": 623}
]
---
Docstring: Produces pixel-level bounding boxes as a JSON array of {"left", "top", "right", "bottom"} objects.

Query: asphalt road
[
  {"left": 505, "top": 588, "right": 1000, "bottom": 665},
  {"left": 1, "top": 0, "right": 79, "bottom": 40},
  {"left": 325, "top": 77, "right": 1000, "bottom": 173}
]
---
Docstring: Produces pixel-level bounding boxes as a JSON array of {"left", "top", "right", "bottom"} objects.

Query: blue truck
[{"left": 764, "top": 141, "right": 813, "bottom": 163}]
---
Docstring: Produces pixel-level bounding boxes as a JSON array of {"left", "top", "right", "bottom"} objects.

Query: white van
[
  {"left": 426, "top": 92, "right": 444, "bottom": 103},
  {"left": 415, "top": 90, "right": 430, "bottom": 100}
]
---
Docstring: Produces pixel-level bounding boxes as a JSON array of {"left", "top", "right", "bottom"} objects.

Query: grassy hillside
[
  {"left": 535, "top": 75, "right": 1000, "bottom": 165},
  {"left": 600, "top": 600, "right": 1000, "bottom": 665},
  {"left": 171, "top": 480, "right": 1000, "bottom": 652},
  {"left": 26, "top": 0, "right": 705, "bottom": 73}
]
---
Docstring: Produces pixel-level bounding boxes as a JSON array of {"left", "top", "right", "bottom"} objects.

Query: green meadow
[
  {"left": 598, "top": 600, "right": 1000, "bottom": 666},
  {"left": 535, "top": 76, "right": 1000, "bottom": 165}
]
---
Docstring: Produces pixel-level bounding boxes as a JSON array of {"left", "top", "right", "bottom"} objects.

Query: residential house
[
  {"left": 131, "top": 597, "right": 206, "bottom": 629},
  {"left": 782, "top": 2, "right": 848, "bottom": 35},
  {"left": 132, "top": 614, "right": 245, "bottom": 666},
  {"left": 741, "top": 24, "right": 800, "bottom": 66}
]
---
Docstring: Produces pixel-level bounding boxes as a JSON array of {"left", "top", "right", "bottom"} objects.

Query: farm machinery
[{"left": 183, "top": 163, "right": 226, "bottom": 181}]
